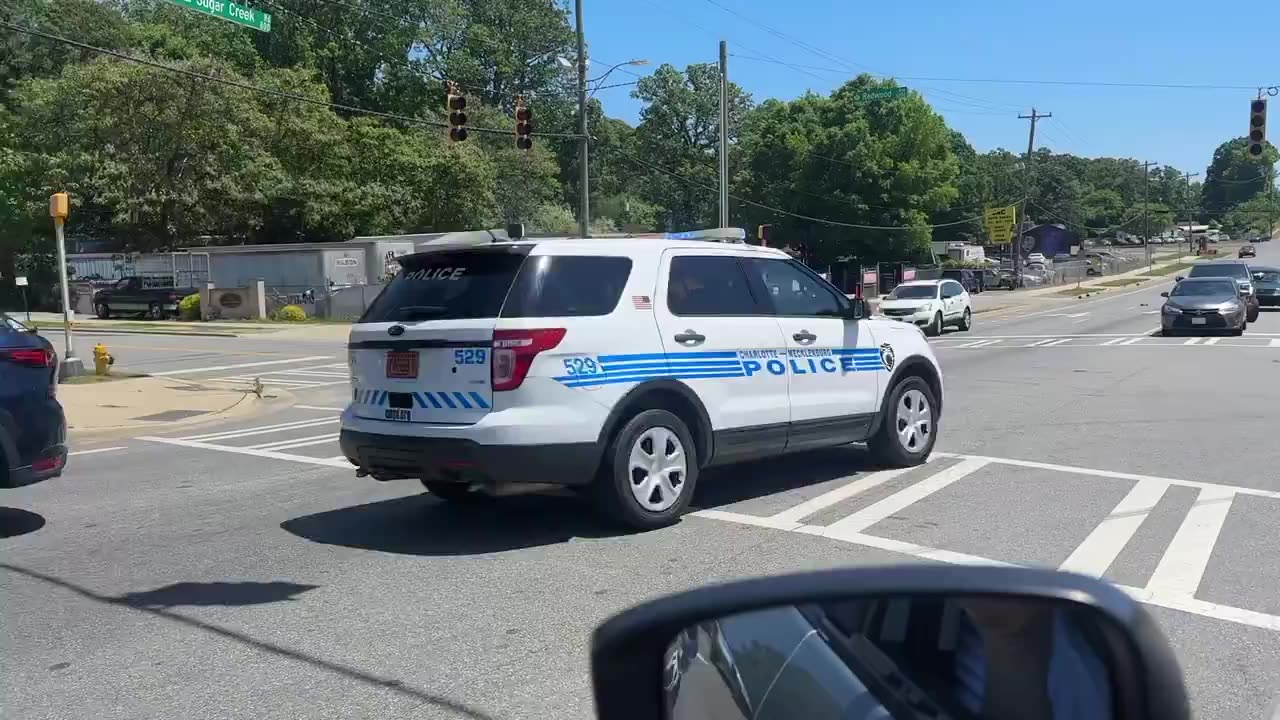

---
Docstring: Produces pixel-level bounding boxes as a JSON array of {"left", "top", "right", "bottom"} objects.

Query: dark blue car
[{"left": 1, "top": 313, "right": 67, "bottom": 487}]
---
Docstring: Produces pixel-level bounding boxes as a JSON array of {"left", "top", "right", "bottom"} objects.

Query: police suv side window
[
  {"left": 744, "top": 258, "right": 847, "bottom": 317},
  {"left": 667, "top": 256, "right": 762, "bottom": 316},
  {"left": 502, "top": 255, "right": 632, "bottom": 318}
]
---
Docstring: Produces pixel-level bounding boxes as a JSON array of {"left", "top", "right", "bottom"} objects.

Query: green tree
[{"left": 1200, "top": 138, "right": 1279, "bottom": 220}]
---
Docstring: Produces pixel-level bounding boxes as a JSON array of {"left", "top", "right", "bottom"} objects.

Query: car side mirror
[
  {"left": 1160, "top": 292, "right": 1169, "bottom": 298},
  {"left": 1174, "top": 276, "right": 1184, "bottom": 282},
  {"left": 847, "top": 297, "right": 867, "bottom": 320},
  {"left": 591, "top": 566, "right": 1190, "bottom": 720}
]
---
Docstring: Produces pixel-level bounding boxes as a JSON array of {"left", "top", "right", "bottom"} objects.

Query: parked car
[
  {"left": 1239, "top": 245, "right": 1256, "bottom": 258},
  {"left": 92, "top": 277, "right": 198, "bottom": 319},
  {"left": 1026, "top": 252, "right": 1046, "bottom": 264},
  {"left": 940, "top": 268, "right": 983, "bottom": 293},
  {"left": 1, "top": 313, "right": 67, "bottom": 488}
]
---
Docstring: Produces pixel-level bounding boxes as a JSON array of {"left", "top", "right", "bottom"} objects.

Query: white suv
[
  {"left": 339, "top": 229, "right": 944, "bottom": 529},
  {"left": 878, "top": 280, "right": 972, "bottom": 336}
]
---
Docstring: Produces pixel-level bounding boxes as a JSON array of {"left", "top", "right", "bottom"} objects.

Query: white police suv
[{"left": 339, "top": 228, "right": 944, "bottom": 530}]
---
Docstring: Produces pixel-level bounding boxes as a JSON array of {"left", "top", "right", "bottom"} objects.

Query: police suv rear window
[
  {"left": 501, "top": 255, "right": 632, "bottom": 318},
  {"left": 359, "top": 250, "right": 526, "bottom": 322}
]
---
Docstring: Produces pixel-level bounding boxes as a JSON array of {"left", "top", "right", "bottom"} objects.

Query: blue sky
[{"left": 582, "top": 0, "right": 1279, "bottom": 175}]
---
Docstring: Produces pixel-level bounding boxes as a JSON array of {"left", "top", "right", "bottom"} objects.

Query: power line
[
  {"left": 0, "top": 21, "right": 582, "bottom": 139},
  {"left": 615, "top": 149, "right": 993, "bottom": 230},
  {"left": 728, "top": 54, "right": 1268, "bottom": 91}
]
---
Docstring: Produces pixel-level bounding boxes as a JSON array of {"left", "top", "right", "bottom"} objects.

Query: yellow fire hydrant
[{"left": 93, "top": 343, "right": 114, "bottom": 376}]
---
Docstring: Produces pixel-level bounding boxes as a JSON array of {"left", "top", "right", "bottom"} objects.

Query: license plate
[
  {"left": 384, "top": 408, "right": 412, "bottom": 422},
  {"left": 385, "top": 351, "right": 418, "bottom": 378},
  {"left": 1191, "top": 317, "right": 1206, "bottom": 325}
]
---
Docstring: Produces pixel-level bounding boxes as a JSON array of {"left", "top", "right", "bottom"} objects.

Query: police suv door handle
[
  {"left": 792, "top": 330, "right": 817, "bottom": 343},
  {"left": 673, "top": 330, "right": 706, "bottom": 344}
]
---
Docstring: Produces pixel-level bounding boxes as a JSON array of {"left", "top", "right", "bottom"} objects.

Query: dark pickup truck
[{"left": 92, "top": 277, "right": 196, "bottom": 320}]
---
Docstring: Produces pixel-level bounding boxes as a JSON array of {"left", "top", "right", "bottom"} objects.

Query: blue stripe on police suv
[{"left": 554, "top": 348, "right": 885, "bottom": 389}]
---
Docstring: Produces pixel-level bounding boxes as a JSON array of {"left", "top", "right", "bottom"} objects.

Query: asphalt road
[{"left": 4, "top": 243, "right": 1280, "bottom": 719}]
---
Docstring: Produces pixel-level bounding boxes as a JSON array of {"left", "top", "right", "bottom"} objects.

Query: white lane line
[
  {"left": 327, "top": 455, "right": 349, "bottom": 462},
  {"left": 1145, "top": 486, "right": 1236, "bottom": 598},
  {"left": 764, "top": 465, "right": 922, "bottom": 526},
  {"left": 1099, "top": 338, "right": 1127, "bottom": 346},
  {"left": 973, "top": 339, "right": 1002, "bottom": 347},
  {"left": 219, "top": 376, "right": 330, "bottom": 386},
  {"left": 1118, "top": 337, "right": 1144, "bottom": 345},
  {"left": 932, "top": 451, "right": 1280, "bottom": 501},
  {"left": 1023, "top": 338, "right": 1058, "bottom": 347},
  {"left": 248, "top": 435, "right": 340, "bottom": 451},
  {"left": 1202, "top": 337, "right": 1221, "bottom": 345},
  {"left": 1059, "top": 479, "right": 1169, "bottom": 577},
  {"left": 297, "top": 405, "right": 346, "bottom": 412},
  {"left": 179, "top": 417, "right": 339, "bottom": 442},
  {"left": 954, "top": 339, "right": 992, "bottom": 348},
  {"left": 1183, "top": 338, "right": 1202, "bottom": 345},
  {"left": 1041, "top": 338, "right": 1071, "bottom": 347},
  {"left": 276, "top": 371, "right": 350, "bottom": 377},
  {"left": 1272, "top": 339, "right": 1280, "bottom": 347},
  {"left": 819, "top": 458, "right": 991, "bottom": 538},
  {"left": 699, "top": 508, "right": 1280, "bottom": 632},
  {"left": 138, "top": 436, "right": 351, "bottom": 468},
  {"left": 149, "top": 356, "right": 333, "bottom": 376},
  {"left": 68, "top": 446, "right": 127, "bottom": 456}
]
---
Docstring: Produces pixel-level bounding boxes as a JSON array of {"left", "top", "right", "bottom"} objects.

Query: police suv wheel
[
  {"left": 595, "top": 409, "right": 699, "bottom": 530},
  {"left": 869, "top": 376, "right": 937, "bottom": 467}
]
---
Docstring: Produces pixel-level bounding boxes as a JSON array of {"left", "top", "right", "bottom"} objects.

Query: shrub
[
  {"left": 178, "top": 293, "right": 201, "bottom": 321},
  {"left": 274, "top": 304, "right": 307, "bottom": 322}
]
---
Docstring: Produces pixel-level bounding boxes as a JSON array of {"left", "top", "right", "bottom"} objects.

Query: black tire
[
  {"left": 95, "top": 303, "right": 110, "bottom": 320},
  {"left": 868, "top": 376, "right": 938, "bottom": 467},
  {"left": 421, "top": 480, "right": 489, "bottom": 503},
  {"left": 147, "top": 302, "right": 163, "bottom": 320},
  {"left": 958, "top": 308, "right": 972, "bottom": 332},
  {"left": 1160, "top": 328, "right": 1174, "bottom": 337},
  {"left": 593, "top": 409, "right": 699, "bottom": 530},
  {"left": 925, "top": 312, "right": 943, "bottom": 337}
]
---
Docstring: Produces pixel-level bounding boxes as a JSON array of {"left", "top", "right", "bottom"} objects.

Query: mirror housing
[
  {"left": 1174, "top": 276, "right": 1184, "bottom": 282},
  {"left": 847, "top": 297, "right": 867, "bottom": 320},
  {"left": 1160, "top": 292, "right": 1169, "bottom": 298},
  {"left": 591, "top": 566, "right": 1189, "bottom": 720}
]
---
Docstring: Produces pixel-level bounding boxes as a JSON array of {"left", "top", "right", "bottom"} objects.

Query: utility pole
[
  {"left": 1182, "top": 171, "right": 1199, "bottom": 256},
  {"left": 1016, "top": 108, "right": 1050, "bottom": 287},
  {"left": 575, "top": 0, "right": 589, "bottom": 238},
  {"left": 49, "top": 192, "right": 81, "bottom": 379},
  {"left": 718, "top": 40, "right": 729, "bottom": 228},
  {"left": 1141, "top": 161, "right": 1157, "bottom": 272}
]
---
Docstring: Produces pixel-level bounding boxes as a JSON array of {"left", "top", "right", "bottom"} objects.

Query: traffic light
[
  {"left": 1248, "top": 98, "right": 1266, "bottom": 157},
  {"left": 447, "top": 81, "right": 467, "bottom": 143},
  {"left": 515, "top": 99, "right": 533, "bottom": 150}
]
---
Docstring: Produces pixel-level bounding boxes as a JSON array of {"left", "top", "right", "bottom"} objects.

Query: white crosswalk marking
[
  {"left": 819, "top": 458, "right": 990, "bottom": 539},
  {"left": 180, "top": 417, "right": 338, "bottom": 442},
  {"left": 205, "top": 362, "right": 351, "bottom": 389},
  {"left": 247, "top": 433, "right": 340, "bottom": 451},
  {"left": 1146, "top": 486, "right": 1236, "bottom": 597},
  {"left": 1060, "top": 478, "right": 1168, "bottom": 577},
  {"left": 765, "top": 465, "right": 919, "bottom": 526}
]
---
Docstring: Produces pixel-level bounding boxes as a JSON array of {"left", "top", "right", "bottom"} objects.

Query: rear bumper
[
  {"left": 6, "top": 444, "right": 68, "bottom": 488},
  {"left": 1, "top": 401, "right": 66, "bottom": 489},
  {"left": 339, "top": 430, "right": 602, "bottom": 486}
]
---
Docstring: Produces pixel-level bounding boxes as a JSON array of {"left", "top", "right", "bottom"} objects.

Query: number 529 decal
[
  {"left": 562, "top": 357, "right": 601, "bottom": 376},
  {"left": 454, "top": 349, "right": 488, "bottom": 365}
]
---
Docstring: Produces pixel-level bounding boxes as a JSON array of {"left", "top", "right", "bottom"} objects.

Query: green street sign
[
  {"left": 855, "top": 86, "right": 908, "bottom": 103},
  {"left": 164, "top": 0, "right": 272, "bottom": 32}
]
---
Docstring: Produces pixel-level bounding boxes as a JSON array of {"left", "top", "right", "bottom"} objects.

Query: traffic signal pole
[{"left": 575, "top": 0, "right": 589, "bottom": 238}]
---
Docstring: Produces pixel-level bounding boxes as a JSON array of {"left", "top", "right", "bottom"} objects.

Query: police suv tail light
[{"left": 491, "top": 328, "right": 566, "bottom": 391}]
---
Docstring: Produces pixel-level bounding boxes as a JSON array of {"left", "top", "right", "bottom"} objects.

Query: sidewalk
[{"left": 59, "top": 375, "right": 291, "bottom": 436}]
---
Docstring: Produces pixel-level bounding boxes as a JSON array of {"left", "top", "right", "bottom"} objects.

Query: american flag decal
[{"left": 632, "top": 295, "right": 653, "bottom": 310}]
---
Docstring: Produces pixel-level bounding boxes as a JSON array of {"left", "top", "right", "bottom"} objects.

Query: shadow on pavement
[
  {"left": 692, "top": 445, "right": 884, "bottom": 511},
  {"left": 116, "top": 580, "right": 318, "bottom": 608},
  {"left": 1, "top": 563, "right": 498, "bottom": 720},
  {"left": 282, "top": 492, "right": 618, "bottom": 556},
  {"left": 0, "top": 507, "right": 47, "bottom": 538}
]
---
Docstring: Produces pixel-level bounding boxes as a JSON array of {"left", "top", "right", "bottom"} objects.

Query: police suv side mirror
[
  {"left": 847, "top": 297, "right": 867, "bottom": 320},
  {"left": 1160, "top": 292, "right": 1169, "bottom": 298},
  {"left": 590, "top": 565, "right": 1190, "bottom": 720}
]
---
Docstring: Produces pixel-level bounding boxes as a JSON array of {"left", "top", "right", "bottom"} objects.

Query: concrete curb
[{"left": 70, "top": 327, "right": 242, "bottom": 338}]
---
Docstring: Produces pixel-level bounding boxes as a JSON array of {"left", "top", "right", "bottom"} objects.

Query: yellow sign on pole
[{"left": 984, "top": 204, "right": 1017, "bottom": 244}]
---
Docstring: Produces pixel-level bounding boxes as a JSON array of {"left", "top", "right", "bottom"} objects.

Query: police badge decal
[{"left": 879, "top": 343, "right": 895, "bottom": 371}]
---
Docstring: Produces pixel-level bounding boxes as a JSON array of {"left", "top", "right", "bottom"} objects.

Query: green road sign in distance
[
  {"left": 855, "top": 86, "right": 908, "bottom": 102},
  {"left": 164, "top": 0, "right": 272, "bottom": 32}
]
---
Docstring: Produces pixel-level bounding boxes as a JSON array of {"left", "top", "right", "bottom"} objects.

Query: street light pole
[
  {"left": 575, "top": 0, "right": 588, "bottom": 238},
  {"left": 1182, "top": 171, "right": 1199, "bottom": 256},
  {"left": 1142, "top": 161, "right": 1156, "bottom": 272}
]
